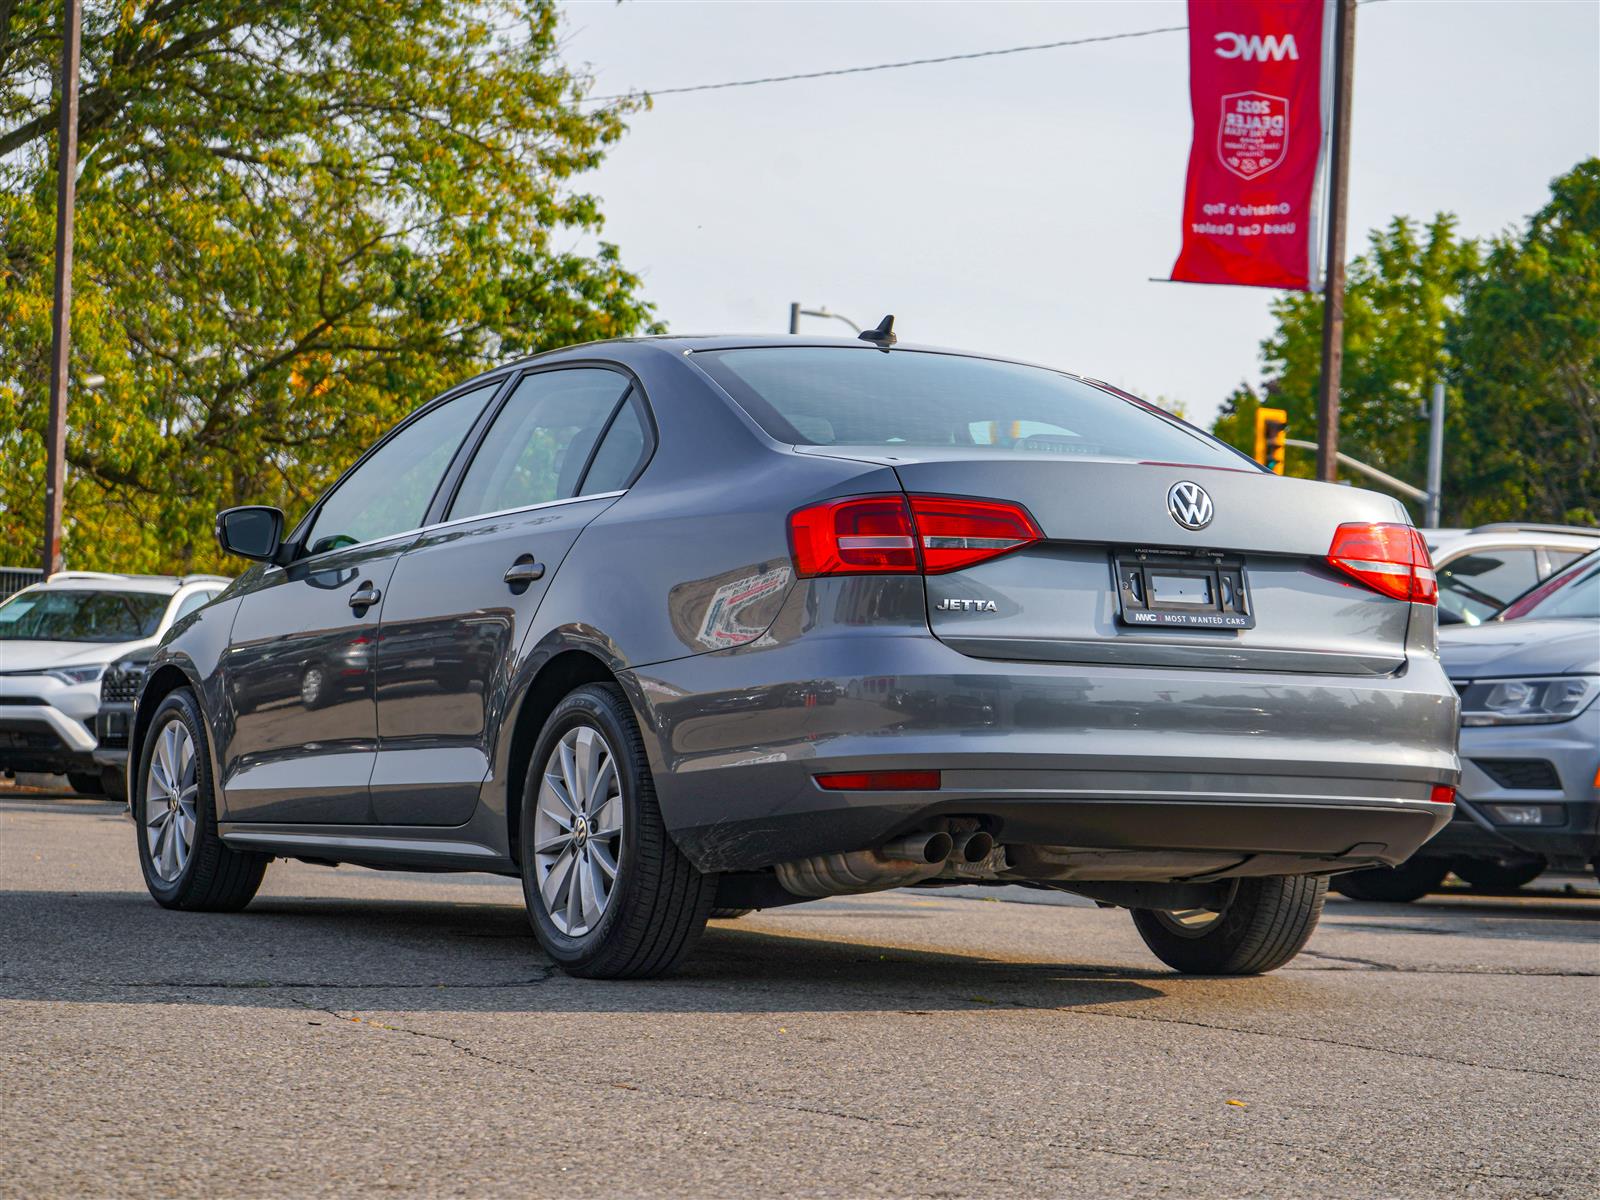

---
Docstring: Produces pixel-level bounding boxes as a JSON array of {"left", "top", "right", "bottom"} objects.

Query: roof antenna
[{"left": 858, "top": 314, "right": 897, "bottom": 350}]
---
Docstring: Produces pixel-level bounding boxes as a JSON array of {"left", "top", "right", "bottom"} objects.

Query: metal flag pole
[
  {"left": 42, "top": 0, "right": 83, "bottom": 574},
  {"left": 1314, "top": 0, "right": 1356, "bottom": 483}
]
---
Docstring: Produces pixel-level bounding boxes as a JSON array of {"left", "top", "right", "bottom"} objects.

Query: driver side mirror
[{"left": 215, "top": 506, "right": 285, "bottom": 563}]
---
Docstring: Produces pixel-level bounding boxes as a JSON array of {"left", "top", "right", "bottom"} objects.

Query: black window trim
[{"left": 434, "top": 359, "right": 658, "bottom": 525}]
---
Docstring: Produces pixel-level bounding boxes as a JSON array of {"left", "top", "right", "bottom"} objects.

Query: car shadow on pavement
[{"left": 0, "top": 888, "right": 1168, "bottom": 1013}]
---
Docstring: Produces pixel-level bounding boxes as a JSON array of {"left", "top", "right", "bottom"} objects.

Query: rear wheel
[
  {"left": 135, "top": 689, "right": 268, "bottom": 911},
  {"left": 67, "top": 771, "right": 104, "bottom": 796},
  {"left": 1451, "top": 857, "right": 1545, "bottom": 891},
  {"left": 1131, "top": 875, "right": 1328, "bottom": 975},
  {"left": 1330, "top": 856, "right": 1449, "bottom": 903},
  {"left": 519, "top": 683, "right": 715, "bottom": 979}
]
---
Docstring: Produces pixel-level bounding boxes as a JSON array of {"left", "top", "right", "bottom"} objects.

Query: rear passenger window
[
  {"left": 171, "top": 590, "right": 216, "bottom": 622},
  {"left": 449, "top": 369, "right": 631, "bottom": 519},
  {"left": 579, "top": 393, "right": 652, "bottom": 495},
  {"left": 1438, "top": 550, "right": 1540, "bottom": 610}
]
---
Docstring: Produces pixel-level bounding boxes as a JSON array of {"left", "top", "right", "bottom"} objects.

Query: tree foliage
[
  {"left": 1448, "top": 161, "right": 1600, "bottom": 526},
  {"left": 1, "top": 1, "right": 659, "bottom": 572},
  {"left": 1213, "top": 161, "right": 1599, "bottom": 526},
  {"left": 1212, "top": 213, "right": 1481, "bottom": 490}
]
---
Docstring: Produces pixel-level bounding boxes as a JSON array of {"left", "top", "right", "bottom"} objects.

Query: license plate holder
[{"left": 1113, "top": 548, "right": 1254, "bottom": 630}]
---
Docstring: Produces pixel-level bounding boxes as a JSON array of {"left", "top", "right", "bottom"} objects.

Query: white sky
[{"left": 557, "top": 0, "right": 1600, "bottom": 428}]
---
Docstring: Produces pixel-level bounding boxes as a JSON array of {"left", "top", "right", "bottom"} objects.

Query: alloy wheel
[
  {"left": 1150, "top": 907, "right": 1226, "bottom": 938},
  {"left": 533, "top": 725, "right": 624, "bottom": 937},
  {"left": 145, "top": 718, "right": 198, "bottom": 882}
]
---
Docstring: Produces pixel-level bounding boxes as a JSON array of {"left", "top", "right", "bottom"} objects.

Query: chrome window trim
[{"left": 269, "top": 490, "right": 626, "bottom": 574}]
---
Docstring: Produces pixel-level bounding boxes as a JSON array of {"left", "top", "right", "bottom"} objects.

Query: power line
[
  {"left": 584, "top": 1, "right": 1390, "bottom": 106},
  {"left": 584, "top": 24, "right": 1188, "bottom": 103}
]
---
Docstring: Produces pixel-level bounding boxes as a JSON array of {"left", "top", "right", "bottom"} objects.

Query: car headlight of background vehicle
[
  {"left": 44, "top": 664, "right": 108, "bottom": 686},
  {"left": 1459, "top": 675, "right": 1600, "bottom": 726}
]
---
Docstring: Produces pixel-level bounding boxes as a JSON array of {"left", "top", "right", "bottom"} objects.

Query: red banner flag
[{"left": 1171, "top": 0, "right": 1332, "bottom": 290}]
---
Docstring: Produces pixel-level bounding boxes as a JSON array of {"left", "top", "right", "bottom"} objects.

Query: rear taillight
[
  {"left": 1429, "top": 785, "right": 1456, "bottom": 804},
  {"left": 1325, "top": 522, "right": 1437, "bottom": 605},
  {"left": 788, "top": 494, "right": 1042, "bottom": 578}
]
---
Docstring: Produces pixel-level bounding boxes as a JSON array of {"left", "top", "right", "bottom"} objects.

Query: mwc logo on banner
[{"left": 1171, "top": 1, "right": 1332, "bottom": 291}]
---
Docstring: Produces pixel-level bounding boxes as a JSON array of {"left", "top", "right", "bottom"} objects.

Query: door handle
[
  {"left": 504, "top": 557, "right": 546, "bottom": 587},
  {"left": 348, "top": 584, "right": 382, "bottom": 610}
]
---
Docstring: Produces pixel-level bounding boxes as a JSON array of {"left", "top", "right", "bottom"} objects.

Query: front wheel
[
  {"left": 519, "top": 683, "right": 715, "bottom": 979},
  {"left": 1330, "top": 856, "right": 1450, "bottom": 903},
  {"left": 1451, "top": 857, "right": 1545, "bottom": 891},
  {"left": 135, "top": 689, "right": 268, "bottom": 911},
  {"left": 1131, "top": 875, "right": 1328, "bottom": 975}
]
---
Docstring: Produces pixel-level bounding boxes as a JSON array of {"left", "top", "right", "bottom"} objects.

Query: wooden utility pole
[
  {"left": 42, "top": 0, "right": 83, "bottom": 574},
  {"left": 1315, "top": 0, "right": 1356, "bottom": 483}
]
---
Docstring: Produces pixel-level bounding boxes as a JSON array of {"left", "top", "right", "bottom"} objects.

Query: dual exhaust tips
[
  {"left": 881, "top": 829, "right": 994, "bottom": 867},
  {"left": 775, "top": 827, "right": 996, "bottom": 900}
]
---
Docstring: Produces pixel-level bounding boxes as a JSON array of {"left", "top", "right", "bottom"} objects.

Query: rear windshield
[
  {"left": 0, "top": 589, "right": 168, "bottom": 642},
  {"left": 697, "top": 347, "right": 1245, "bottom": 468}
]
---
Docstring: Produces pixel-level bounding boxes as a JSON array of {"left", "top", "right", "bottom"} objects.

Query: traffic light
[{"left": 1254, "top": 407, "right": 1288, "bottom": 475}]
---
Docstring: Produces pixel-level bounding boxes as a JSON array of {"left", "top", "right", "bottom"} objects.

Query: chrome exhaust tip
[
  {"left": 951, "top": 830, "right": 995, "bottom": 864},
  {"left": 880, "top": 831, "right": 954, "bottom": 865}
]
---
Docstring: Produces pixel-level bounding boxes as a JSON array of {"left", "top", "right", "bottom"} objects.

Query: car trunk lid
[{"left": 800, "top": 447, "right": 1417, "bottom": 675}]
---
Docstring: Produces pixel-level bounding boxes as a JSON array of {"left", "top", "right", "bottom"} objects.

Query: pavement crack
[
  {"left": 1292, "top": 949, "right": 1399, "bottom": 971},
  {"left": 1042, "top": 1005, "right": 1595, "bottom": 1083},
  {"left": 287, "top": 1000, "right": 928, "bottom": 1131}
]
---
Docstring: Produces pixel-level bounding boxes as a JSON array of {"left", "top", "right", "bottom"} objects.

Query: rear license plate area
[{"left": 1113, "top": 548, "right": 1254, "bottom": 630}]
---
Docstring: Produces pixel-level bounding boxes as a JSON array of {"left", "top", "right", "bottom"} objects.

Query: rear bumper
[{"left": 624, "top": 631, "right": 1460, "bottom": 877}]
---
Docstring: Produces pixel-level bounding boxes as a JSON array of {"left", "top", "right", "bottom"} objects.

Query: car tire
[
  {"left": 1451, "top": 857, "right": 1546, "bottom": 891},
  {"left": 99, "top": 766, "right": 127, "bottom": 803},
  {"left": 135, "top": 689, "right": 268, "bottom": 912},
  {"left": 67, "top": 771, "right": 105, "bottom": 796},
  {"left": 519, "top": 683, "right": 715, "bottom": 979},
  {"left": 1329, "top": 856, "right": 1450, "bottom": 903},
  {"left": 709, "top": 908, "right": 753, "bottom": 920},
  {"left": 1131, "top": 875, "right": 1328, "bottom": 975}
]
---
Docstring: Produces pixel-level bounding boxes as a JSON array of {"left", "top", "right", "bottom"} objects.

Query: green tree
[
  {"left": 1447, "top": 160, "right": 1600, "bottom": 526},
  {"left": 1, "top": 1, "right": 659, "bottom": 573},
  {"left": 1214, "top": 215, "right": 1481, "bottom": 501}
]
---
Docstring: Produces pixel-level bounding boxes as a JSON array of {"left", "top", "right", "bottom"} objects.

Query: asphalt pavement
[{"left": 3, "top": 789, "right": 1596, "bottom": 1199}]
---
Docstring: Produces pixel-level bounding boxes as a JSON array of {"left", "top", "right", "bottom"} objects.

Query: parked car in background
[
  {"left": 1427, "top": 524, "right": 1599, "bottom": 627},
  {"left": 92, "top": 647, "right": 157, "bottom": 801},
  {"left": 1334, "top": 548, "right": 1600, "bottom": 901},
  {"left": 0, "top": 572, "right": 228, "bottom": 796},
  {"left": 130, "top": 334, "right": 1458, "bottom": 979}
]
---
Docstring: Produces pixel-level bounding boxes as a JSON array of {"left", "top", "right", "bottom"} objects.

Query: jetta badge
[{"left": 1167, "top": 480, "right": 1214, "bottom": 531}]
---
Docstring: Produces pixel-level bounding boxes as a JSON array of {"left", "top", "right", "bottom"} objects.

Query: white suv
[
  {"left": 0, "top": 571, "right": 229, "bottom": 794},
  {"left": 1427, "top": 524, "right": 1600, "bottom": 626}
]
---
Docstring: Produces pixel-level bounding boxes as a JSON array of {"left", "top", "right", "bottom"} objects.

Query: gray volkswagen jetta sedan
[{"left": 131, "top": 330, "right": 1460, "bottom": 978}]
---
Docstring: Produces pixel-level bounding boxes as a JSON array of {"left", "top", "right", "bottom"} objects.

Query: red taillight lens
[
  {"left": 1430, "top": 784, "right": 1456, "bottom": 804},
  {"left": 815, "top": 770, "right": 941, "bottom": 791},
  {"left": 788, "top": 494, "right": 1041, "bottom": 578},
  {"left": 908, "top": 495, "right": 1043, "bottom": 574},
  {"left": 788, "top": 496, "right": 918, "bottom": 577},
  {"left": 1325, "top": 522, "right": 1437, "bottom": 604}
]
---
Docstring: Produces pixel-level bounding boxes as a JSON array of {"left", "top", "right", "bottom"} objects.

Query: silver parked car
[
  {"left": 129, "top": 331, "right": 1460, "bottom": 977},
  {"left": 1335, "top": 548, "right": 1599, "bottom": 900},
  {"left": 0, "top": 571, "right": 227, "bottom": 796}
]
